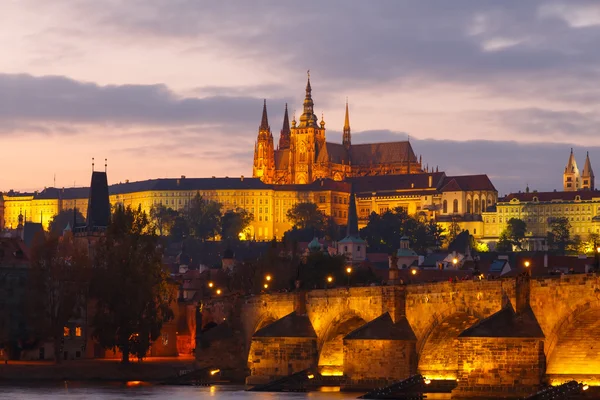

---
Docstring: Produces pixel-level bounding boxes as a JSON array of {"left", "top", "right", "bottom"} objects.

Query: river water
[{"left": 0, "top": 383, "right": 453, "bottom": 399}]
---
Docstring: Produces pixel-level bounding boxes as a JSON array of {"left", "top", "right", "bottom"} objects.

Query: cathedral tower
[
  {"left": 563, "top": 148, "right": 580, "bottom": 191},
  {"left": 289, "top": 72, "right": 326, "bottom": 184},
  {"left": 343, "top": 99, "right": 351, "bottom": 150},
  {"left": 278, "top": 103, "right": 291, "bottom": 150},
  {"left": 252, "top": 100, "right": 275, "bottom": 183},
  {"left": 581, "top": 151, "right": 595, "bottom": 191}
]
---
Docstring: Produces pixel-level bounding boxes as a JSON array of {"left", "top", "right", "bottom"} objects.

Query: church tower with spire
[
  {"left": 252, "top": 100, "right": 275, "bottom": 183},
  {"left": 288, "top": 71, "right": 326, "bottom": 184},
  {"left": 581, "top": 152, "right": 595, "bottom": 191},
  {"left": 343, "top": 99, "right": 351, "bottom": 150},
  {"left": 278, "top": 103, "right": 291, "bottom": 150},
  {"left": 563, "top": 148, "right": 581, "bottom": 191}
]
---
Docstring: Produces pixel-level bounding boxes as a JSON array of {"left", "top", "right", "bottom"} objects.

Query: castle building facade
[{"left": 253, "top": 74, "right": 425, "bottom": 185}]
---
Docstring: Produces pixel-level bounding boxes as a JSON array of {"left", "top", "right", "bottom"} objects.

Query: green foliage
[
  {"left": 447, "top": 218, "right": 461, "bottom": 245},
  {"left": 548, "top": 217, "right": 571, "bottom": 254},
  {"left": 48, "top": 209, "right": 85, "bottom": 235},
  {"left": 91, "top": 206, "right": 174, "bottom": 364},
  {"left": 286, "top": 202, "right": 326, "bottom": 231},
  {"left": 185, "top": 193, "right": 222, "bottom": 241},
  {"left": 360, "top": 208, "right": 444, "bottom": 254},
  {"left": 28, "top": 231, "right": 90, "bottom": 363},
  {"left": 149, "top": 204, "right": 178, "bottom": 236},
  {"left": 221, "top": 208, "right": 253, "bottom": 241},
  {"left": 497, "top": 218, "right": 527, "bottom": 251}
]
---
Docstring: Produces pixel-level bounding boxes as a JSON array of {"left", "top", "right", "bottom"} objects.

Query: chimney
[
  {"left": 241, "top": 175, "right": 244, "bottom": 181},
  {"left": 181, "top": 175, "right": 186, "bottom": 179},
  {"left": 428, "top": 175, "right": 433, "bottom": 188}
]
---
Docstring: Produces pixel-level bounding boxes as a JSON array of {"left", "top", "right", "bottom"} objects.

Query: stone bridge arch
[
  {"left": 416, "top": 307, "right": 482, "bottom": 380},
  {"left": 545, "top": 300, "right": 600, "bottom": 383},
  {"left": 317, "top": 310, "right": 367, "bottom": 375}
]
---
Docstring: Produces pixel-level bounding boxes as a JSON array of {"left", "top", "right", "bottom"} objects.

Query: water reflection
[{"left": 0, "top": 383, "right": 454, "bottom": 399}]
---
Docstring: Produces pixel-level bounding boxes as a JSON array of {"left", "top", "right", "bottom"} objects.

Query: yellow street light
[
  {"left": 524, "top": 261, "right": 530, "bottom": 268},
  {"left": 596, "top": 246, "right": 600, "bottom": 253},
  {"left": 263, "top": 283, "right": 269, "bottom": 289},
  {"left": 265, "top": 274, "right": 272, "bottom": 281},
  {"left": 346, "top": 267, "right": 352, "bottom": 274},
  {"left": 411, "top": 269, "right": 417, "bottom": 276},
  {"left": 216, "top": 289, "right": 222, "bottom": 295},
  {"left": 452, "top": 258, "right": 458, "bottom": 266},
  {"left": 327, "top": 276, "right": 333, "bottom": 283},
  {"left": 208, "top": 282, "right": 214, "bottom": 288}
]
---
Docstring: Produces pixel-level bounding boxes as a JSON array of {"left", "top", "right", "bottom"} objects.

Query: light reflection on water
[{"left": 0, "top": 384, "right": 371, "bottom": 400}]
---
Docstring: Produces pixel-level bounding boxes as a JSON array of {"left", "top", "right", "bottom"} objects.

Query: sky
[{"left": 2, "top": 0, "right": 600, "bottom": 195}]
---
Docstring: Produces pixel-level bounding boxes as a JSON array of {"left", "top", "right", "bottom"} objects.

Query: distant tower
[
  {"left": 563, "top": 148, "right": 581, "bottom": 191},
  {"left": 581, "top": 151, "right": 595, "bottom": 191},
  {"left": 337, "top": 189, "right": 366, "bottom": 265},
  {"left": 343, "top": 99, "right": 351, "bottom": 150},
  {"left": 252, "top": 100, "right": 276, "bottom": 183},
  {"left": 278, "top": 103, "right": 291, "bottom": 150}
]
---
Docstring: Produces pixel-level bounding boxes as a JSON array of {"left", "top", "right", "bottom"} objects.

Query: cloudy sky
[{"left": 2, "top": 0, "right": 600, "bottom": 195}]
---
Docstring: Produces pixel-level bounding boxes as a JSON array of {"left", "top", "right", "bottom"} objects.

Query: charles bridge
[{"left": 196, "top": 274, "right": 600, "bottom": 397}]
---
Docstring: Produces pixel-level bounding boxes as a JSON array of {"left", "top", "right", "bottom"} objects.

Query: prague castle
[
  {"left": 253, "top": 73, "right": 424, "bottom": 185},
  {"left": 2, "top": 76, "right": 599, "bottom": 248}
]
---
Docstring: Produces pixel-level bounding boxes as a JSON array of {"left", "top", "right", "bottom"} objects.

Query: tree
[
  {"left": 28, "top": 231, "right": 90, "bottom": 363},
  {"left": 286, "top": 202, "right": 326, "bottom": 231},
  {"left": 48, "top": 209, "right": 85, "bottom": 235},
  {"left": 221, "top": 208, "right": 253, "bottom": 241},
  {"left": 500, "top": 218, "right": 527, "bottom": 250},
  {"left": 91, "top": 206, "right": 174, "bottom": 364},
  {"left": 447, "top": 218, "right": 461, "bottom": 245},
  {"left": 496, "top": 230, "right": 513, "bottom": 252},
  {"left": 185, "top": 193, "right": 222, "bottom": 241},
  {"left": 170, "top": 215, "right": 189, "bottom": 242},
  {"left": 548, "top": 217, "right": 571, "bottom": 255},
  {"left": 149, "top": 204, "right": 178, "bottom": 236}
]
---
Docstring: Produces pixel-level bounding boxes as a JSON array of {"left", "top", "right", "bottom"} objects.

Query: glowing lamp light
[
  {"left": 411, "top": 269, "right": 417, "bottom": 276},
  {"left": 327, "top": 276, "right": 333, "bottom": 283},
  {"left": 424, "top": 379, "right": 431, "bottom": 385},
  {"left": 583, "top": 385, "right": 589, "bottom": 391},
  {"left": 208, "top": 282, "right": 214, "bottom": 288},
  {"left": 216, "top": 289, "right": 222, "bottom": 295},
  {"left": 263, "top": 283, "right": 269, "bottom": 289},
  {"left": 210, "top": 369, "right": 220, "bottom": 375},
  {"left": 266, "top": 275, "right": 272, "bottom": 281},
  {"left": 307, "top": 373, "right": 315, "bottom": 379},
  {"left": 524, "top": 261, "right": 531, "bottom": 268},
  {"left": 346, "top": 267, "right": 352, "bottom": 274},
  {"left": 452, "top": 258, "right": 458, "bottom": 265},
  {"left": 596, "top": 247, "right": 600, "bottom": 253}
]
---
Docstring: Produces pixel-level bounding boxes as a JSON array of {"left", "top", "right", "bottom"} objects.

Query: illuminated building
[
  {"left": 0, "top": 172, "right": 495, "bottom": 241},
  {"left": 482, "top": 150, "right": 599, "bottom": 249},
  {"left": 253, "top": 73, "right": 426, "bottom": 185}
]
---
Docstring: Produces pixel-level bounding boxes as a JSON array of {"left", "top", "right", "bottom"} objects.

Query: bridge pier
[{"left": 453, "top": 275, "right": 546, "bottom": 398}]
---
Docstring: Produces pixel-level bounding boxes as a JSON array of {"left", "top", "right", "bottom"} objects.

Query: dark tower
[{"left": 279, "top": 103, "right": 291, "bottom": 150}]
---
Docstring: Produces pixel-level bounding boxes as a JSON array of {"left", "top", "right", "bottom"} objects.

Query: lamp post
[
  {"left": 215, "top": 288, "right": 222, "bottom": 295},
  {"left": 524, "top": 260, "right": 531, "bottom": 277},
  {"left": 452, "top": 258, "right": 458, "bottom": 267},
  {"left": 265, "top": 274, "right": 272, "bottom": 282},
  {"left": 346, "top": 267, "right": 352, "bottom": 287},
  {"left": 326, "top": 275, "right": 333, "bottom": 288}
]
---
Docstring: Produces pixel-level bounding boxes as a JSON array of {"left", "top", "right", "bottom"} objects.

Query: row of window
[{"left": 63, "top": 326, "right": 82, "bottom": 338}]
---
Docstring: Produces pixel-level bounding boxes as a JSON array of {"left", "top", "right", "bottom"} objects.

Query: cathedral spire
[
  {"left": 298, "top": 70, "right": 318, "bottom": 128},
  {"left": 343, "top": 98, "right": 351, "bottom": 150},
  {"left": 279, "top": 103, "right": 291, "bottom": 149},
  {"left": 259, "top": 99, "right": 270, "bottom": 133},
  {"left": 582, "top": 151, "right": 595, "bottom": 190},
  {"left": 346, "top": 189, "right": 359, "bottom": 237},
  {"left": 565, "top": 148, "right": 578, "bottom": 173}
]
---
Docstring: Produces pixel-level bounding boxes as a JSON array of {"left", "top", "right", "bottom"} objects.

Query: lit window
[
  {"left": 63, "top": 326, "right": 70, "bottom": 337},
  {"left": 75, "top": 326, "right": 82, "bottom": 337}
]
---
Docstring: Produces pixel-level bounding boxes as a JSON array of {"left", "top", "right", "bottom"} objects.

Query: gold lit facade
[{"left": 253, "top": 74, "right": 425, "bottom": 185}]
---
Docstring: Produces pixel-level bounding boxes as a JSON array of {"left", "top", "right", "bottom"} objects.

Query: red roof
[
  {"left": 502, "top": 190, "right": 600, "bottom": 203},
  {"left": 441, "top": 175, "right": 496, "bottom": 192}
]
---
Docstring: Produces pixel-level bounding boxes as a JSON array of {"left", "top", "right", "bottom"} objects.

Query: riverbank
[{"left": 0, "top": 356, "right": 197, "bottom": 382}]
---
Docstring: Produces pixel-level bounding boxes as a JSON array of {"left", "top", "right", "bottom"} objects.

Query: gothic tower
[
  {"left": 252, "top": 100, "right": 275, "bottom": 183},
  {"left": 563, "top": 148, "right": 580, "bottom": 191},
  {"left": 289, "top": 72, "right": 326, "bottom": 184},
  {"left": 581, "top": 151, "right": 595, "bottom": 191},
  {"left": 343, "top": 99, "right": 351, "bottom": 150},
  {"left": 278, "top": 103, "right": 291, "bottom": 150}
]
